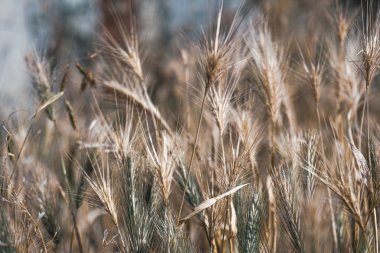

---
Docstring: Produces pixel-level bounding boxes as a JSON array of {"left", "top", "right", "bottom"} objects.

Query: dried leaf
[
  {"left": 76, "top": 63, "right": 95, "bottom": 90},
  {"left": 180, "top": 183, "right": 249, "bottom": 222},
  {"left": 59, "top": 71, "right": 68, "bottom": 92},
  {"left": 65, "top": 100, "right": 77, "bottom": 130},
  {"left": 34, "top": 91, "right": 64, "bottom": 118}
]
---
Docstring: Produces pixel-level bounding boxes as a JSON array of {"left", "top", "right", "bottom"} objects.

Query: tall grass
[{"left": 1, "top": 0, "right": 380, "bottom": 252}]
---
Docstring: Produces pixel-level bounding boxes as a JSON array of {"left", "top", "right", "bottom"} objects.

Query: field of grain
[{"left": 1, "top": 0, "right": 380, "bottom": 252}]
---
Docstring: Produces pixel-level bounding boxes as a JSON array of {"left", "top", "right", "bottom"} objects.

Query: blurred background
[{"left": 0, "top": 0, "right": 364, "bottom": 116}]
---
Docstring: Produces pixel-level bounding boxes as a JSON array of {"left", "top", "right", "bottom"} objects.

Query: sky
[{"left": 0, "top": 0, "right": 29, "bottom": 113}]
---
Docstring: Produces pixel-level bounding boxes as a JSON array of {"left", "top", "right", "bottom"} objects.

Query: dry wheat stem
[{"left": 177, "top": 91, "right": 207, "bottom": 224}]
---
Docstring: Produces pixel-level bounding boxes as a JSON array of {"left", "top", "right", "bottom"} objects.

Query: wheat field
[{"left": 1, "top": 0, "right": 380, "bottom": 252}]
